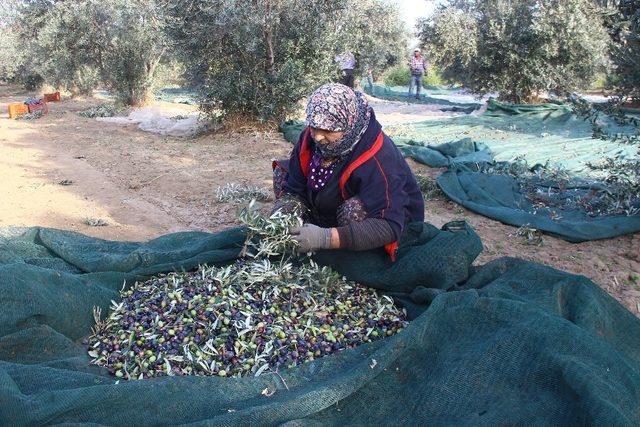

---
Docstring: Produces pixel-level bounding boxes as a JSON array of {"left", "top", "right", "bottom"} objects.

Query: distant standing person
[
  {"left": 335, "top": 52, "right": 356, "bottom": 88},
  {"left": 408, "top": 48, "right": 428, "bottom": 99},
  {"left": 364, "top": 63, "right": 374, "bottom": 92}
]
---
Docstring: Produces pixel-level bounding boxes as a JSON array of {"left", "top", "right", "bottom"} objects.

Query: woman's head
[{"left": 305, "top": 83, "right": 371, "bottom": 159}]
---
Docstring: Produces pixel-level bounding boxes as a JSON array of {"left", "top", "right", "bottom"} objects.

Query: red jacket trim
[
  {"left": 338, "top": 131, "right": 385, "bottom": 200},
  {"left": 299, "top": 128, "right": 312, "bottom": 178},
  {"left": 272, "top": 159, "right": 289, "bottom": 172},
  {"left": 384, "top": 241, "right": 399, "bottom": 262},
  {"left": 372, "top": 155, "right": 391, "bottom": 218}
]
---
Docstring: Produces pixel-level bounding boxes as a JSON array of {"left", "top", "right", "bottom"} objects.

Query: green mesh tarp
[
  {"left": 370, "top": 84, "right": 465, "bottom": 96},
  {"left": 362, "top": 83, "right": 481, "bottom": 113},
  {"left": 280, "top": 100, "right": 639, "bottom": 173},
  {"left": 155, "top": 88, "right": 198, "bottom": 105},
  {"left": 388, "top": 99, "right": 639, "bottom": 174},
  {"left": 1, "top": 225, "right": 640, "bottom": 425},
  {"left": 436, "top": 167, "right": 640, "bottom": 242},
  {"left": 389, "top": 100, "right": 640, "bottom": 242},
  {"left": 280, "top": 120, "right": 307, "bottom": 146},
  {"left": 396, "top": 137, "right": 493, "bottom": 168}
]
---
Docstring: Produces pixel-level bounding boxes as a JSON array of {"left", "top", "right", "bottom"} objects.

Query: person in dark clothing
[
  {"left": 334, "top": 52, "right": 356, "bottom": 88},
  {"left": 272, "top": 83, "right": 424, "bottom": 260}
]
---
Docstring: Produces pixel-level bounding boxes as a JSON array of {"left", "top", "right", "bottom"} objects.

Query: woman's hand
[{"left": 290, "top": 224, "right": 340, "bottom": 252}]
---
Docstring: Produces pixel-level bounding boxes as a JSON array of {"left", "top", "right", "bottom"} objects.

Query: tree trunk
[
  {"left": 264, "top": 27, "right": 275, "bottom": 73},
  {"left": 262, "top": 0, "right": 276, "bottom": 75}
]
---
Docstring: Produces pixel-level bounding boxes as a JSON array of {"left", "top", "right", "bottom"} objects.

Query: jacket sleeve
[
  {"left": 283, "top": 132, "right": 308, "bottom": 199},
  {"left": 336, "top": 218, "right": 396, "bottom": 251}
]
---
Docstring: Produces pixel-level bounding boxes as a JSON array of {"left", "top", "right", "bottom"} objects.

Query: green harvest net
[
  {"left": 1, "top": 224, "right": 639, "bottom": 425},
  {"left": 94, "top": 88, "right": 198, "bottom": 105},
  {"left": 155, "top": 88, "right": 198, "bottom": 105},
  {"left": 362, "top": 83, "right": 481, "bottom": 113},
  {"left": 387, "top": 100, "right": 639, "bottom": 175},
  {"left": 280, "top": 100, "right": 640, "bottom": 242}
]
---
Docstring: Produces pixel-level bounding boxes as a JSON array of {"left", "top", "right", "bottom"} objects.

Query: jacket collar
[{"left": 346, "top": 110, "right": 382, "bottom": 161}]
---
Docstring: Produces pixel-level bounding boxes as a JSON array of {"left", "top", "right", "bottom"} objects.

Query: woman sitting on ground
[{"left": 273, "top": 83, "right": 424, "bottom": 260}]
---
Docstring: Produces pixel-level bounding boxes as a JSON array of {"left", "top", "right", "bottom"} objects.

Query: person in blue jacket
[{"left": 273, "top": 83, "right": 424, "bottom": 260}]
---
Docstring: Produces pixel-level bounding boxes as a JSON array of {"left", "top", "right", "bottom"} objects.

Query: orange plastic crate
[
  {"left": 44, "top": 92, "right": 61, "bottom": 102},
  {"left": 8, "top": 103, "right": 29, "bottom": 119}
]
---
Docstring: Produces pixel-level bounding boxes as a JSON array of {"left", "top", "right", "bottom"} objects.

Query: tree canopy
[
  {"left": 419, "top": 0, "right": 611, "bottom": 103},
  {"left": 1, "top": 0, "right": 406, "bottom": 114},
  {"left": 0, "top": 0, "right": 167, "bottom": 104},
  {"left": 599, "top": 0, "right": 640, "bottom": 100},
  {"left": 165, "top": 0, "right": 407, "bottom": 120}
]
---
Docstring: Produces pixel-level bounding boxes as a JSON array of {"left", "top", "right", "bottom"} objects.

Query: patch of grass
[
  {"left": 382, "top": 64, "right": 445, "bottom": 87},
  {"left": 514, "top": 225, "right": 544, "bottom": 247},
  {"left": 84, "top": 218, "right": 109, "bottom": 227},
  {"left": 415, "top": 175, "right": 445, "bottom": 201},
  {"left": 17, "top": 110, "right": 44, "bottom": 120},
  {"left": 77, "top": 104, "right": 118, "bottom": 118},
  {"left": 623, "top": 274, "right": 639, "bottom": 287}
]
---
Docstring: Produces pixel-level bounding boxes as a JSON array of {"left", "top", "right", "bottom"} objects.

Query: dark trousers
[
  {"left": 408, "top": 74, "right": 423, "bottom": 98},
  {"left": 340, "top": 69, "right": 355, "bottom": 88}
]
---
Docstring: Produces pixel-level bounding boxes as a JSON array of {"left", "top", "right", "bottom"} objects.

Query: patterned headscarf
[{"left": 305, "top": 83, "right": 372, "bottom": 160}]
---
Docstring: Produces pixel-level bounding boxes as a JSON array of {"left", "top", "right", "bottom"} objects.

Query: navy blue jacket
[{"left": 284, "top": 112, "right": 424, "bottom": 242}]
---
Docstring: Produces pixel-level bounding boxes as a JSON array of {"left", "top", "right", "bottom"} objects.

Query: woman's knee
[
  {"left": 272, "top": 159, "right": 290, "bottom": 199},
  {"left": 337, "top": 196, "right": 368, "bottom": 226}
]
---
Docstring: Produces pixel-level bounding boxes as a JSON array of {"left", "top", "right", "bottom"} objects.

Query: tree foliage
[
  {"left": 598, "top": 0, "right": 640, "bottom": 100},
  {"left": 0, "top": 1, "right": 21, "bottom": 81},
  {"left": 165, "top": 0, "right": 407, "bottom": 121},
  {"left": 32, "top": 2, "right": 102, "bottom": 94},
  {"left": 5, "top": 0, "right": 166, "bottom": 105},
  {"left": 0, "top": 1, "right": 45, "bottom": 86},
  {"left": 95, "top": 0, "right": 167, "bottom": 105},
  {"left": 338, "top": 0, "right": 408, "bottom": 73},
  {"left": 5, "top": 0, "right": 404, "bottom": 113},
  {"left": 419, "top": 0, "right": 611, "bottom": 103}
]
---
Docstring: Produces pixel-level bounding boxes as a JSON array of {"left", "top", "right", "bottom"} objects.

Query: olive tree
[
  {"left": 337, "top": 0, "right": 408, "bottom": 74},
  {"left": 419, "top": 0, "right": 611, "bottom": 103},
  {"left": 11, "top": 0, "right": 166, "bottom": 104},
  {"left": 31, "top": 1, "right": 102, "bottom": 94},
  {"left": 165, "top": 0, "right": 407, "bottom": 121},
  {"left": 0, "top": 0, "right": 51, "bottom": 87},
  {"left": 599, "top": 0, "right": 640, "bottom": 100},
  {"left": 94, "top": 0, "right": 167, "bottom": 105},
  {"left": 0, "top": 10, "right": 22, "bottom": 82}
]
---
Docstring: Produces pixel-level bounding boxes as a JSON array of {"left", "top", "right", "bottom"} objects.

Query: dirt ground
[{"left": 1, "top": 84, "right": 639, "bottom": 316}]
